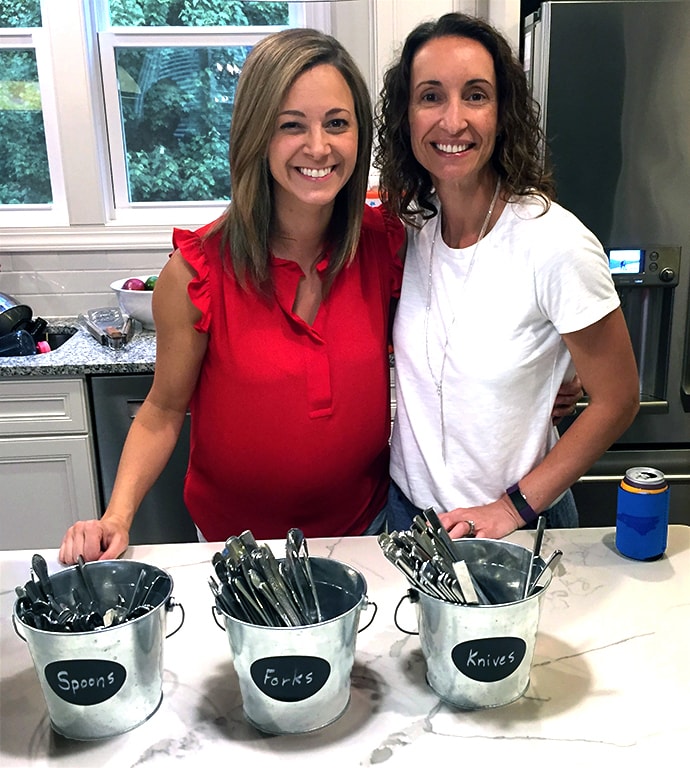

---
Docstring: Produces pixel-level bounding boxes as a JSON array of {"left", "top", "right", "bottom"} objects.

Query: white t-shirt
[{"left": 390, "top": 195, "right": 620, "bottom": 512}]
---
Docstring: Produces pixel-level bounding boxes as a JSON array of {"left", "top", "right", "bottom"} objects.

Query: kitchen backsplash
[{"left": 0, "top": 247, "right": 169, "bottom": 319}]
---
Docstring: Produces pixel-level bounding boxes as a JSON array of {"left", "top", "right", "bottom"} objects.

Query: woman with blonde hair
[{"left": 59, "top": 28, "right": 405, "bottom": 564}]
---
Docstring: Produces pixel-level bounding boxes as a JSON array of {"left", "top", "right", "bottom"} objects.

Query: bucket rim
[
  {"left": 414, "top": 574, "right": 550, "bottom": 607},
  {"left": 217, "top": 556, "right": 368, "bottom": 629},
  {"left": 418, "top": 538, "right": 552, "bottom": 607},
  {"left": 13, "top": 559, "right": 174, "bottom": 636},
  {"left": 217, "top": 592, "right": 367, "bottom": 630},
  {"left": 450, "top": 537, "right": 530, "bottom": 554}
]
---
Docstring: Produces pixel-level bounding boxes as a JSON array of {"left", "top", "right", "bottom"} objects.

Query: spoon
[
  {"left": 138, "top": 574, "right": 166, "bottom": 608},
  {"left": 76, "top": 555, "right": 103, "bottom": 616},
  {"left": 121, "top": 570, "right": 148, "bottom": 621},
  {"left": 31, "top": 554, "right": 55, "bottom": 601}
]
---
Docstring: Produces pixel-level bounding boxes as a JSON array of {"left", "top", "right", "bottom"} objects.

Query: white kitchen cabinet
[{"left": 0, "top": 377, "right": 99, "bottom": 550}]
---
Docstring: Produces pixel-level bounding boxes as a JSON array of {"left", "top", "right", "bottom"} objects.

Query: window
[
  {"left": 0, "top": 1, "right": 66, "bottom": 220},
  {"left": 0, "top": 0, "right": 331, "bottom": 234},
  {"left": 0, "top": 47, "right": 52, "bottom": 206},
  {"left": 101, "top": 0, "right": 295, "bottom": 213}
]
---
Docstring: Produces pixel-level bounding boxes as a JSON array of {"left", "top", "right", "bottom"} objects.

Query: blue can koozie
[{"left": 615, "top": 467, "right": 670, "bottom": 560}]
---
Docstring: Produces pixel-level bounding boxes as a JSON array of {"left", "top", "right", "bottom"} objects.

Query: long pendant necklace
[{"left": 424, "top": 177, "right": 501, "bottom": 462}]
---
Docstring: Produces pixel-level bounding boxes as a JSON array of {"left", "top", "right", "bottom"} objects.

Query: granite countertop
[
  {"left": 0, "top": 324, "right": 157, "bottom": 377},
  {"left": 1, "top": 527, "right": 689, "bottom": 765},
  {"left": 0, "top": 326, "right": 394, "bottom": 377}
]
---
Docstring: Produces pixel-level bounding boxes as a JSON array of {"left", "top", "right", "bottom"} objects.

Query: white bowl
[{"left": 110, "top": 274, "right": 159, "bottom": 330}]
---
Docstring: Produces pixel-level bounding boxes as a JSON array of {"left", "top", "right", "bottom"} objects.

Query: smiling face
[
  {"left": 408, "top": 35, "right": 499, "bottom": 192},
  {"left": 267, "top": 63, "right": 358, "bottom": 216}
]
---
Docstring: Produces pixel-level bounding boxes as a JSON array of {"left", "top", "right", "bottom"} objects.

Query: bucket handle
[
  {"left": 393, "top": 589, "right": 420, "bottom": 636},
  {"left": 212, "top": 604, "right": 224, "bottom": 631},
  {"left": 165, "top": 598, "right": 185, "bottom": 638},
  {"left": 358, "top": 598, "right": 377, "bottom": 633},
  {"left": 12, "top": 613, "right": 27, "bottom": 642}
]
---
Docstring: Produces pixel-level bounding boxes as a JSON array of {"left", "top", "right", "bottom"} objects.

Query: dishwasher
[{"left": 88, "top": 374, "right": 198, "bottom": 545}]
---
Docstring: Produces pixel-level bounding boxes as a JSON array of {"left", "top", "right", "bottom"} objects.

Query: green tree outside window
[
  {"left": 111, "top": 1, "right": 289, "bottom": 203},
  {"left": 0, "top": 1, "right": 289, "bottom": 208},
  {"left": 0, "top": 49, "right": 51, "bottom": 205}
]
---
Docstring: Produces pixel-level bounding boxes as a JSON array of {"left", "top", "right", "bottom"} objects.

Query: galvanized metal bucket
[
  {"left": 216, "top": 557, "right": 372, "bottom": 734},
  {"left": 13, "top": 560, "right": 183, "bottom": 740},
  {"left": 398, "top": 538, "right": 552, "bottom": 710}
]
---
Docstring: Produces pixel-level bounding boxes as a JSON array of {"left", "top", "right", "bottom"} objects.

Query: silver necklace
[{"left": 424, "top": 178, "right": 501, "bottom": 462}]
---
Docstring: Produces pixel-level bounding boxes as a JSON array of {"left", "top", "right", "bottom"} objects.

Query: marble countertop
[
  {"left": 0, "top": 325, "right": 157, "bottom": 377},
  {"left": 1, "top": 527, "right": 688, "bottom": 766}
]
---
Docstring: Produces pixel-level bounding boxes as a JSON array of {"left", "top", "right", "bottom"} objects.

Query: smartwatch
[{"left": 506, "top": 483, "right": 539, "bottom": 524}]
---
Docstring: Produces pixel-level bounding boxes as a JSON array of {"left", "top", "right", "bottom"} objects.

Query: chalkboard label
[
  {"left": 44, "top": 660, "right": 127, "bottom": 705},
  {"left": 451, "top": 637, "right": 526, "bottom": 682},
  {"left": 250, "top": 656, "right": 330, "bottom": 702}
]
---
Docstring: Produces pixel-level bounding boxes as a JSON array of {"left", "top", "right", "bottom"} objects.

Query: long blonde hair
[{"left": 210, "top": 28, "right": 373, "bottom": 292}]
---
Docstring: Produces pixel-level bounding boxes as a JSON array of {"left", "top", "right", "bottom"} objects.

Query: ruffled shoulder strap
[
  {"left": 360, "top": 205, "right": 405, "bottom": 296},
  {"left": 361, "top": 204, "right": 405, "bottom": 256},
  {"left": 172, "top": 221, "right": 219, "bottom": 334},
  {"left": 379, "top": 203, "right": 406, "bottom": 259}
]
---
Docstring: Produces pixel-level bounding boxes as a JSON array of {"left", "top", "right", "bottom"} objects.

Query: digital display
[{"left": 609, "top": 249, "right": 644, "bottom": 274}]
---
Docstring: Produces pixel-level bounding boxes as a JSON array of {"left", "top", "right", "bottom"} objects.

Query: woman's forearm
[
  {"left": 102, "top": 399, "right": 188, "bottom": 531},
  {"left": 517, "top": 308, "right": 640, "bottom": 513},
  {"left": 518, "top": 394, "right": 639, "bottom": 513}
]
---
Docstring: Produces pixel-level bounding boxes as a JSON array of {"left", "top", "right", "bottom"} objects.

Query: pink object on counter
[{"left": 36, "top": 341, "right": 51, "bottom": 354}]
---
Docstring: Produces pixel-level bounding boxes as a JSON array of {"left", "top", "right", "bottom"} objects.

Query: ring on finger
[{"left": 462, "top": 519, "right": 476, "bottom": 538}]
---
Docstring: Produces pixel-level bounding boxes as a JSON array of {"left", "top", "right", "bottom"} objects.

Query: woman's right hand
[
  {"left": 58, "top": 252, "right": 205, "bottom": 567},
  {"left": 58, "top": 518, "right": 130, "bottom": 564}
]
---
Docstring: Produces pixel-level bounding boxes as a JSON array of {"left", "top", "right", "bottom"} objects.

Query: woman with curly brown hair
[{"left": 376, "top": 13, "right": 639, "bottom": 539}]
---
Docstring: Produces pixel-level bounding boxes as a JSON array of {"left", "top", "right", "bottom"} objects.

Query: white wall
[
  {"left": 0, "top": 0, "right": 521, "bottom": 320},
  {"left": 335, "top": 1, "right": 520, "bottom": 99}
]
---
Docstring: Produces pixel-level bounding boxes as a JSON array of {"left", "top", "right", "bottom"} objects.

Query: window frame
[
  {"left": 0, "top": 27, "right": 68, "bottom": 226},
  {"left": 0, "top": 0, "right": 332, "bottom": 250},
  {"left": 99, "top": 26, "right": 288, "bottom": 225}
]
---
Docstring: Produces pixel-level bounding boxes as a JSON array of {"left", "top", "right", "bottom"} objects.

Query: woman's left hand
[
  {"left": 551, "top": 373, "right": 584, "bottom": 425},
  {"left": 438, "top": 498, "right": 523, "bottom": 540}
]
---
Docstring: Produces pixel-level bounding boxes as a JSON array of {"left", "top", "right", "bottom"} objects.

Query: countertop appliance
[
  {"left": 0, "top": 291, "right": 47, "bottom": 341},
  {"left": 89, "top": 373, "right": 197, "bottom": 545},
  {"left": 524, "top": 0, "right": 690, "bottom": 525},
  {"left": 0, "top": 292, "right": 32, "bottom": 335}
]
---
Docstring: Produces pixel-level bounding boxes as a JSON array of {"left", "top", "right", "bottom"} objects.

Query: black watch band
[{"left": 506, "top": 483, "right": 538, "bottom": 524}]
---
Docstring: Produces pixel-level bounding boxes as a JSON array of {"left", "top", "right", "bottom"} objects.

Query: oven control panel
[{"left": 607, "top": 245, "right": 681, "bottom": 287}]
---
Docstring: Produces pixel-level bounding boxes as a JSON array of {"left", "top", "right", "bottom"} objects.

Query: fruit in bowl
[
  {"left": 110, "top": 274, "right": 160, "bottom": 330},
  {"left": 122, "top": 277, "right": 146, "bottom": 291}
]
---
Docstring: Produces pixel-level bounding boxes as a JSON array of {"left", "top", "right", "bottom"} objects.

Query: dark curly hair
[{"left": 374, "top": 13, "right": 555, "bottom": 226}]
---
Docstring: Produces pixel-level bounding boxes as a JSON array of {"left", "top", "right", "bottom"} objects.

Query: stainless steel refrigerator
[{"left": 524, "top": 0, "right": 690, "bottom": 524}]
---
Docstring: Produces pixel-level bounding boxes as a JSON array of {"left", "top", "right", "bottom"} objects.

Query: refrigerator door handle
[
  {"left": 682, "top": 317, "right": 690, "bottom": 412},
  {"left": 127, "top": 399, "right": 145, "bottom": 420},
  {"left": 126, "top": 401, "right": 191, "bottom": 421},
  {"left": 578, "top": 473, "right": 690, "bottom": 482}
]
